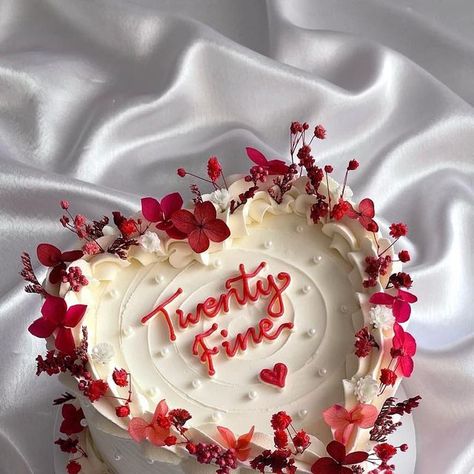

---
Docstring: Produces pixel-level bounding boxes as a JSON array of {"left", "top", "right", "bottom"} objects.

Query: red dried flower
[
  {"left": 370, "top": 288, "right": 417, "bottom": 323},
  {"left": 354, "top": 327, "right": 379, "bottom": 357},
  {"left": 324, "top": 165, "right": 333, "bottom": 173},
  {"left": 67, "top": 460, "right": 81, "bottom": 474},
  {"left": 292, "top": 430, "right": 310, "bottom": 450},
  {"left": 389, "top": 222, "right": 408, "bottom": 239},
  {"left": 331, "top": 199, "right": 350, "bottom": 220},
  {"left": 271, "top": 411, "right": 292, "bottom": 431},
  {"left": 347, "top": 160, "right": 359, "bottom": 171},
  {"left": 374, "top": 443, "right": 397, "bottom": 462},
  {"left": 60, "top": 200, "right": 70, "bottom": 210},
  {"left": 171, "top": 201, "right": 231, "bottom": 253},
  {"left": 82, "top": 241, "right": 101, "bottom": 255},
  {"left": 119, "top": 219, "right": 137, "bottom": 237},
  {"left": 380, "top": 368, "right": 398, "bottom": 387},
  {"left": 87, "top": 379, "right": 109, "bottom": 402},
  {"left": 389, "top": 272, "right": 413, "bottom": 289},
  {"left": 164, "top": 435, "right": 178, "bottom": 446},
  {"left": 60, "top": 404, "right": 85, "bottom": 435},
  {"left": 217, "top": 425, "right": 255, "bottom": 462},
  {"left": 314, "top": 125, "right": 326, "bottom": 139},
  {"left": 207, "top": 156, "right": 222, "bottom": 182},
  {"left": 116, "top": 404, "right": 130, "bottom": 417},
  {"left": 400, "top": 444, "right": 409, "bottom": 452},
  {"left": 55, "top": 437, "right": 79, "bottom": 453},
  {"left": 250, "top": 448, "right": 296, "bottom": 473},
  {"left": 168, "top": 408, "right": 192, "bottom": 427},
  {"left": 274, "top": 430, "right": 288, "bottom": 449},
  {"left": 112, "top": 368, "right": 128, "bottom": 387},
  {"left": 177, "top": 167, "right": 187, "bottom": 177},
  {"left": 398, "top": 250, "right": 411, "bottom": 263},
  {"left": 390, "top": 323, "right": 417, "bottom": 377},
  {"left": 28, "top": 296, "right": 87, "bottom": 355},
  {"left": 290, "top": 121, "right": 304, "bottom": 134},
  {"left": 36, "top": 243, "right": 83, "bottom": 284}
]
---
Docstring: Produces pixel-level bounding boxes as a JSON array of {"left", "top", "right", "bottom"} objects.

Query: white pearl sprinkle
[
  {"left": 154, "top": 274, "right": 165, "bottom": 284},
  {"left": 248, "top": 390, "right": 258, "bottom": 400},
  {"left": 302, "top": 285, "right": 311, "bottom": 294},
  {"left": 298, "top": 409, "right": 308, "bottom": 419},
  {"left": 80, "top": 418, "right": 88, "bottom": 427},
  {"left": 147, "top": 387, "right": 159, "bottom": 398},
  {"left": 307, "top": 328, "right": 317, "bottom": 337},
  {"left": 108, "top": 288, "right": 119, "bottom": 298},
  {"left": 113, "top": 451, "right": 121, "bottom": 461},
  {"left": 312, "top": 255, "right": 322, "bottom": 264},
  {"left": 318, "top": 368, "right": 327, "bottom": 377},
  {"left": 147, "top": 458, "right": 154, "bottom": 465},
  {"left": 212, "top": 412, "right": 222, "bottom": 422},
  {"left": 160, "top": 347, "right": 170, "bottom": 357},
  {"left": 192, "top": 379, "right": 202, "bottom": 389},
  {"left": 213, "top": 259, "right": 222, "bottom": 269},
  {"left": 122, "top": 326, "right": 134, "bottom": 338},
  {"left": 340, "top": 305, "right": 348, "bottom": 314},
  {"left": 264, "top": 240, "right": 273, "bottom": 249},
  {"left": 296, "top": 225, "right": 304, "bottom": 233}
]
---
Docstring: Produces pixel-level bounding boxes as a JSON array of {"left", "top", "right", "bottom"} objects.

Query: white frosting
[{"left": 65, "top": 176, "right": 402, "bottom": 473}]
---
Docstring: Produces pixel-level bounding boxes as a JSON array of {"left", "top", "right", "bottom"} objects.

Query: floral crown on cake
[{"left": 22, "top": 122, "right": 421, "bottom": 474}]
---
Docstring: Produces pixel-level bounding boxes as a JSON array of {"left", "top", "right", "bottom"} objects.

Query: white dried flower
[
  {"left": 139, "top": 231, "right": 162, "bottom": 253},
  {"left": 352, "top": 375, "right": 379, "bottom": 403},
  {"left": 91, "top": 342, "right": 115, "bottom": 364},
  {"left": 203, "top": 188, "right": 231, "bottom": 213},
  {"left": 369, "top": 305, "right": 395, "bottom": 331}
]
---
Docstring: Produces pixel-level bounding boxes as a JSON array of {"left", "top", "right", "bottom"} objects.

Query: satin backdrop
[{"left": 1, "top": 0, "right": 473, "bottom": 473}]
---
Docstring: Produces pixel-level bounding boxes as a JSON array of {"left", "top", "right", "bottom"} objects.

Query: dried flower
[
  {"left": 116, "top": 404, "right": 130, "bottom": 417},
  {"left": 112, "top": 368, "right": 128, "bottom": 387},
  {"left": 177, "top": 168, "right": 187, "bottom": 177},
  {"left": 352, "top": 375, "right": 378, "bottom": 403},
  {"left": 271, "top": 411, "right": 292, "bottom": 431},
  {"left": 82, "top": 241, "right": 101, "bottom": 255},
  {"left": 314, "top": 125, "right": 326, "bottom": 139},
  {"left": 354, "top": 327, "right": 379, "bottom": 357},
  {"left": 347, "top": 160, "right": 359, "bottom": 171},
  {"left": 207, "top": 156, "right": 223, "bottom": 182},
  {"left": 369, "top": 305, "right": 395, "bottom": 331},
  {"left": 389, "top": 222, "right": 408, "bottom": 239},
  {"left": 398, "top": 250, "right": 411, "bottom": 262},
  {"left": 380, "top": 368, "right": 398, "bottom": 387},
  {"left": 60, "top": 200, "right": 70, "bottom": 210}
]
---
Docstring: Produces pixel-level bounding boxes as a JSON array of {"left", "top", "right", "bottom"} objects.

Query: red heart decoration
[{"left": 259, "top": 363, "right": 288, "bottom": 388}]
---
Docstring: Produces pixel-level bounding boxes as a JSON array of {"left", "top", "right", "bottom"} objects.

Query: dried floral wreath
[{"left": 21, "top": 122, "right": 421, "bottom": 474}]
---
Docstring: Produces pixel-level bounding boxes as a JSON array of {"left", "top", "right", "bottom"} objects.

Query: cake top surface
[{"left": 24, "top": 122, "right": 421, "bottom": 474}]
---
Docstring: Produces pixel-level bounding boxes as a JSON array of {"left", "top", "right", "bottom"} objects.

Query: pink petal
[
  {"left": 165, "top": 225, "right": 187, "bottom": 240},
  {"left": 141, "top": 197, "right": 163, "bottom": 222},
  {"left": 63, "top": 304, "right": 87, "bottom": 328},
  {"left": 194, "top": 201, "right": 216, "bottom": 225},
  {"left": 153, "top": 399, "right": 169, "bottom": 421},
  {"left": 37, "top": 243, "right": 62, "bottom": 267},
  {"left": 359, "top": 216, "right": 379, "bottom": 232},
  {"left": 337, "top": 424, "right": 355, "bottom": 445},
  {"left": 352, "top": 404, "right": 378, "bottom": 428},
  {"left": 128, "top": 417, "right": 149, "bottom": 442},
  {"left": 236, "top": 425, "right": 255, "bottom": 450},
  {"left": 236, "top": 448, "right": 251, "bottom": 462},
  {"left": 246, "top": 147, "right": 268, "bottom": 166},
  {"left": 399, "top": 355, "right": 414, "bottom": 377},
  {"left": 28, "top": 317, "right": 57, "bottom": 338},
  {"left": 393, "top": 299, "right": 411, "bottom": 323},
  {"left": 188, "top": 228, "right": 210, "bottom": 253},
  {"left": 369, "top": 292, "right": 395, "bottom": 305},
  {"left": 398, "top": 289, "right": 418, "bottom": 303},
  {"left": 41, "top": 296, "right": 67, "bottom": 323},
  {"left": 392, "top": 323, "right": 405, "bottom": 350},
  {"left": 358, "top": 198, "right": 375, "bottom": 218},
  {"left": 160, "top": 192, "right": 183, "bottom": 218},
  {"left": 146, "top": 426, "right": 167, "bottom": 446},
  {"left": 171, "top": 209, "right": 198, "bottom": 234},
  {"left": 345, "top": 202, "right": 359, "bottom": 219},
  {"left": 217, "top": 426, "right": 236, "bottom": 449},
  {"left": 204, "top": 218, "right": 231, "bottom": 243},
  {"left": 55, "top": 327, "right": 76, "bottom": 354},
  {"left": 60, "top": 250, "right": 84, "bottom": 262},
  {"left": 323, "top": 404, "right": 350, "bottom": 430},
  {"left": 403, "top": 331, "right": 417, "bottom": 356}
]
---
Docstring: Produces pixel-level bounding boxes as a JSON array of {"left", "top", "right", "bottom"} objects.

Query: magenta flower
[
  {"left": 370, "top": 289, "right": 418, "bottom": 323},
  {"left": 37, "top": 243, "right": 83, "bottom": 284},
  {"left": 246, "top": 147, "right": 290, "bottom": 175},
  {"left": 391, "top": 323, "right": 417, "bottom": 377},
  {"left": 311, "top": 441, "right": 369, "bottom": 474},
  {"left": 346, "top": 198, "right": 379, "bottom": 232},
  {"left": 141, "top": 192, "right": 185, "bottom": 239},
  {"left": 28, "top": 296, "right": 87, "bottom": 354}
]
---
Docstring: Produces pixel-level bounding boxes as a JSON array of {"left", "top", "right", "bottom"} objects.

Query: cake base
[{"left": 53, "top": 385, "right": 417, "bottom": 474}]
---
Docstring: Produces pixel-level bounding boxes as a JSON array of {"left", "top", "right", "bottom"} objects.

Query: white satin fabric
[{"left": 1, "top": 1, "right": 473, "bottom": 473}]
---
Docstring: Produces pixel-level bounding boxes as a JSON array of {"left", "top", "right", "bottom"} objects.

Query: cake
[{"left": 23, "top": 122, "right": 421, "bottom": 474}]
